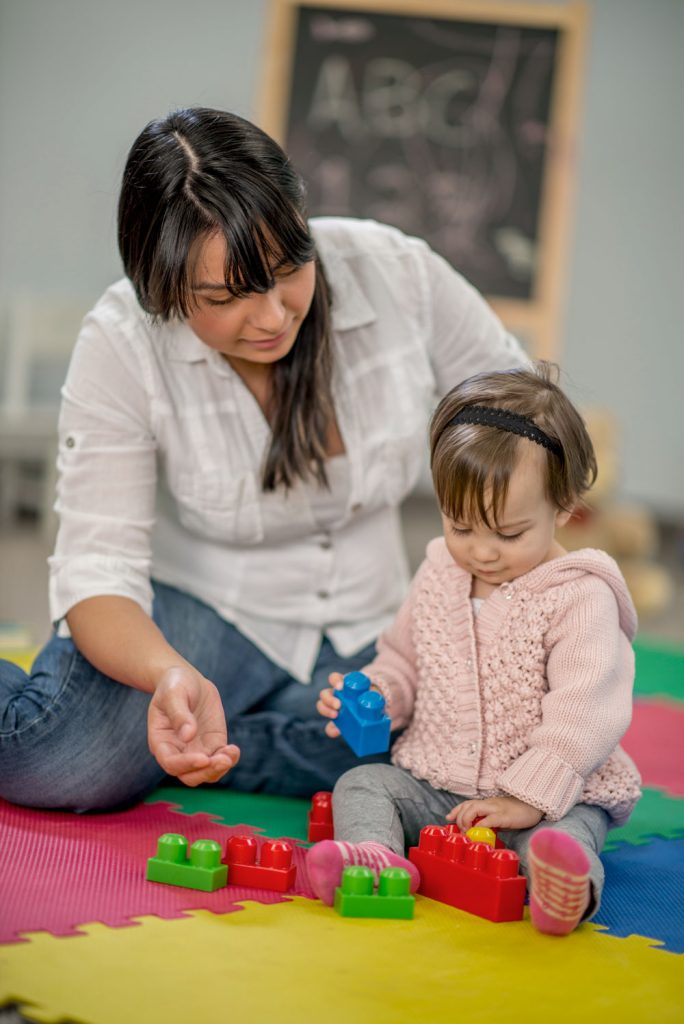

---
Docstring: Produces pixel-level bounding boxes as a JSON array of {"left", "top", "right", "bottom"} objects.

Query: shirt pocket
[
  {"left": 379, "top": 363, "right": 432, "bottom": 507},
  {"left": 380, "top": 427, "right": 428, "bottom": 507},
  {"left": 174, "top": 469, "right": 264, "bottom": 545}
]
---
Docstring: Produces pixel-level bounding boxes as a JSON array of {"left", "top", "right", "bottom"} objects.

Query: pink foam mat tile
[
  {"left": 0, "top": 798, "right": 315, "bottom": 944},
  {"left": 621, "top": 698, "right": 684, "bottom": 797}
]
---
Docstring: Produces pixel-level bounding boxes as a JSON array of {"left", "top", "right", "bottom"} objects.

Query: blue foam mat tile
[{"left": 595, "top": 837, "right": 684, "bottom": 953}]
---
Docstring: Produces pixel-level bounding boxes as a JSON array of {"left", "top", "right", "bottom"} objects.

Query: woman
[{"left": 0, "top": 107, "right": 526, "bottom": 811}]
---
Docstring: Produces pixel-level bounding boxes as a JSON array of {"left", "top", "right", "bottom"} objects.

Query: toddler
[{"left": 309, "top": 362, "right": 641, "bottom": 935}]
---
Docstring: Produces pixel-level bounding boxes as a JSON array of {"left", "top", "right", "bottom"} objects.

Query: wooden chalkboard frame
[{"left": 259, "top": 0, "right": 588, "bottom": 359}]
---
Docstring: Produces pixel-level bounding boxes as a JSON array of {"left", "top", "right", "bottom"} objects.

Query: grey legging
[{"left": 333, "top": 762, "right": 610, "bottom": 918}]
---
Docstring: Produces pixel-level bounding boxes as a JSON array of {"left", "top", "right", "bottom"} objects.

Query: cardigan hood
[{"left": 425, "top": 537, "right": 638, "bottom": 641}]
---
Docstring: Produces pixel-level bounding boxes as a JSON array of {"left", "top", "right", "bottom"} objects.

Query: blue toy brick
[{"left": 335, "top": 671, "right": 391, "bottom": 757}]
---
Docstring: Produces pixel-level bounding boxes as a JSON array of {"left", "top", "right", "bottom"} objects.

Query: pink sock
[
  {"left": 306, "top": 840, "right": 420, "bottom": 906},
  {"left": 528, "top": 829, "right": 592, "bottom": 936}
]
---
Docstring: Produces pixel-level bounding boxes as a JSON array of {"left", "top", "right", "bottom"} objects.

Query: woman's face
[{"left": 185, "top": 231, "right": 316, "bottom": 369}]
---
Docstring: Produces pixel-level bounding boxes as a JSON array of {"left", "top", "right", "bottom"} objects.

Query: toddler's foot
[
  {"left": 306, "top": 840, "right": 420, "bottom": 906},
  {"left": 528, "top": 829, "right": 591, "bottom": 936}
]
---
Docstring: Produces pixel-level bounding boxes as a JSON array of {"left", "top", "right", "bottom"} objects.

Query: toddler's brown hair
[{"left": 430, "top": 362, "right": 597, "bottom": 527}]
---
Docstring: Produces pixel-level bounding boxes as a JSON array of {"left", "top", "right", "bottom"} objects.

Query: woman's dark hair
[
  {"left": 117, "top": 107, "right": 333, "bottom": 491},
  {"left": 430, "top": 362, "right": 598, "bottom": 525}
]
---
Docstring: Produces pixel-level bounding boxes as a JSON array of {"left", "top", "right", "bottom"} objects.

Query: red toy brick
[
  {"left": 223, "top": 835, "right": 297, "bottom": 892},
  {"left": 308, "top": 791, "right": 334, "bottom": 842},
  {"left": 408, "top": 825, "right": 526, "bottom": 922}
]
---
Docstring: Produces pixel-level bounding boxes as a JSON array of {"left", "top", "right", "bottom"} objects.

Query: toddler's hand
[
  {"left": 148, "top": 665, "right": 240, "bottom": 786},
  {"left": 446, "top": 795, "right": 543, "bottom": 832},
  {"left": 316, "top": 671, "right": 345, "bottom": 738}
]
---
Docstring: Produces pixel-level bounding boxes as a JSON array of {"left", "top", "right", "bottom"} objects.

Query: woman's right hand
[{"left": 148, "top": 666, "right": 240, "bottom": 785}]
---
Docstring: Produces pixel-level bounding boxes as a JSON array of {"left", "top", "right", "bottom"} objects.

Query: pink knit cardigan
[{"left": 366, "top": 539, "right": 641, "bottom": 825}]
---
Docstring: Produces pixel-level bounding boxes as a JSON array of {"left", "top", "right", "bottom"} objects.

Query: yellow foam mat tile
[
  {"left": 1, "top": 648, "right": 37, "bottom": 672},
  {"left": 1, "top": 897, "right": 682, "bottom": 1023}
]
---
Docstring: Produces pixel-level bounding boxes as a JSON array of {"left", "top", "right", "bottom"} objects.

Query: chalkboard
[{"left": 260, "top": 1, "right": 588, "bottom": 357}]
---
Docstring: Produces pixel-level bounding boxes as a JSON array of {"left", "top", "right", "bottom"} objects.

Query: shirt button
[
  {"left": 319, "top": 537, "right": 332, "bottom": 550},
  {"left": 350, "top": 502, "right": 362, "bottom": 513},
  {"left": 465, "top": 659, "right": 472, "bottom": 669},
  {"left": 65, "top": 436, "right": 75, "bottom": 448},
  {"left": 317, "top": 590, "right": 330, "bottom": 600},
  {"left": 469, "top": 743, "right": 477, "bottom": 755}
]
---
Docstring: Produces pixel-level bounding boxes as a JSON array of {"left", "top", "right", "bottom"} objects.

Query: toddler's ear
[{"left": 555, "top": 506, "right": 573, "bottom": 529}]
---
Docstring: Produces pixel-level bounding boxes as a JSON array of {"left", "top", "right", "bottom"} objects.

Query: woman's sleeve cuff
[{"left": 49, "top": 555, "right": 153, "bottom": 628}]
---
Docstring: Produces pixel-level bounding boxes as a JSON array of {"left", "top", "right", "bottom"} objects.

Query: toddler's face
[{"left": 441, "top": 443, "right": 572, "bottom": 586}]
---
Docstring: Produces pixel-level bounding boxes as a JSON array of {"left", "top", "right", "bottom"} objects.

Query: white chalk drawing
[{"left": 285, "top": 10, "right": 558, "bottom": 299}]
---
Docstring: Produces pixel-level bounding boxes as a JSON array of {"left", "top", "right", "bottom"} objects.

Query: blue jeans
[{"left": 0, "top": 582, "right": 385, "bottom": 812}]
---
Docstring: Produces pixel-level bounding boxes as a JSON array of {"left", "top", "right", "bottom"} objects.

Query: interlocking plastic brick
[
  {"left": 470, "top": 816, "right": 506, "bottom": 849},
  {"left": 146, "top": 833, "right": 228, "bottom": 891},
  {"left": 224, "top": 835, "right": 297, "bottom": 891},
  {"left": 335, "top": 671, "right": 391, "bottom": 757},
  {"left": 465, "top": 825, "right": 497, "bottom": 848},
  {"left": 308, "top": 791, "right": 334, "bottom": 842},
  {"left": 409, "top": 825, "right": 526, "bottom": 922},
  {"left": 334, "top": 865, "right": 415, "bottom": 919}
]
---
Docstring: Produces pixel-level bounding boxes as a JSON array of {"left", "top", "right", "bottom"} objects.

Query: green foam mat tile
[
  {"left": 604, "top": 787, "right": 684, "bottom": 850},
  {"left": 634, "top": 638, "right": 684, "bottom": 701},
  {"left": 145, "top": 785, "right": 311, "bottom": 842}
]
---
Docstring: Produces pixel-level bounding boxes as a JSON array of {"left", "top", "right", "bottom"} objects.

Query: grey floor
[
  {"left": 0, "top": 1009, "right": 24, "bottom": 1024},
  {"left": 1, "top": 495, "right": 683, "bottom": 648}
]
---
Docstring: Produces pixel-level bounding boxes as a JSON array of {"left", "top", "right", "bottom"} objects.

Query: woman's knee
[{"left": 0, "top": 640, "right": 160, "bottom": 811}]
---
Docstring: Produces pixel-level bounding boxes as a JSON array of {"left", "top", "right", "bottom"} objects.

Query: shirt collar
[
  {"left": 320, "top": 244, "right": 377, "bottom": 332},
  {"left": 164, "top": 321, "right": 211, "bottom": 363}
]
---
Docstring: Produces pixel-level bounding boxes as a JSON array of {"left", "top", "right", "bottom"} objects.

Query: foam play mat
[{"left": 1, "top": 637, "right": 683, "bottom": 1022}]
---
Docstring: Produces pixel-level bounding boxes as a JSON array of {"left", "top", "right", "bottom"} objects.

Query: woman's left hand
[
  {"left": 447, "top": 795, "right": 543, "bottom": 832},
  {"left": 148, "top": 666, "right": 240, "bottom": 786}
]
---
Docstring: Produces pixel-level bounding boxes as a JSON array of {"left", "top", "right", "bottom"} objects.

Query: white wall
[
  {"left": 1, "top": 0, "right": 682, "bottom": 515},
  {"left": 0, "top": 0, "right": 265, "bottom": 296},
  {"left": 561, "top": 0, "right": 684, "bottom": 517}
]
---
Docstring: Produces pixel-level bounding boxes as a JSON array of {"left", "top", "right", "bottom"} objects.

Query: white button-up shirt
[{"left": 49, "top": 218, "right": 526, "bottom": 682}]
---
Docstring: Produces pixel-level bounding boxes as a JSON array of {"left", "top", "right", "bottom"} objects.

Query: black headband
[{"left": 446, "top": 405, "right": 563, "bottom": 458}]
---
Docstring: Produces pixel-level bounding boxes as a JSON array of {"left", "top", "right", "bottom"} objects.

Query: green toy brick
[
  {"left": 333, "top": 866, "right": 415, "bottom": 919},
  {"left": 146, "top": 833, "right": 227, "bottom": 891}
]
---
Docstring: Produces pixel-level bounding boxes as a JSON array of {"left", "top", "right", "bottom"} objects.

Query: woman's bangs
[{"left": 221, "top": 199, "right": 314, "bottom": 297}]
